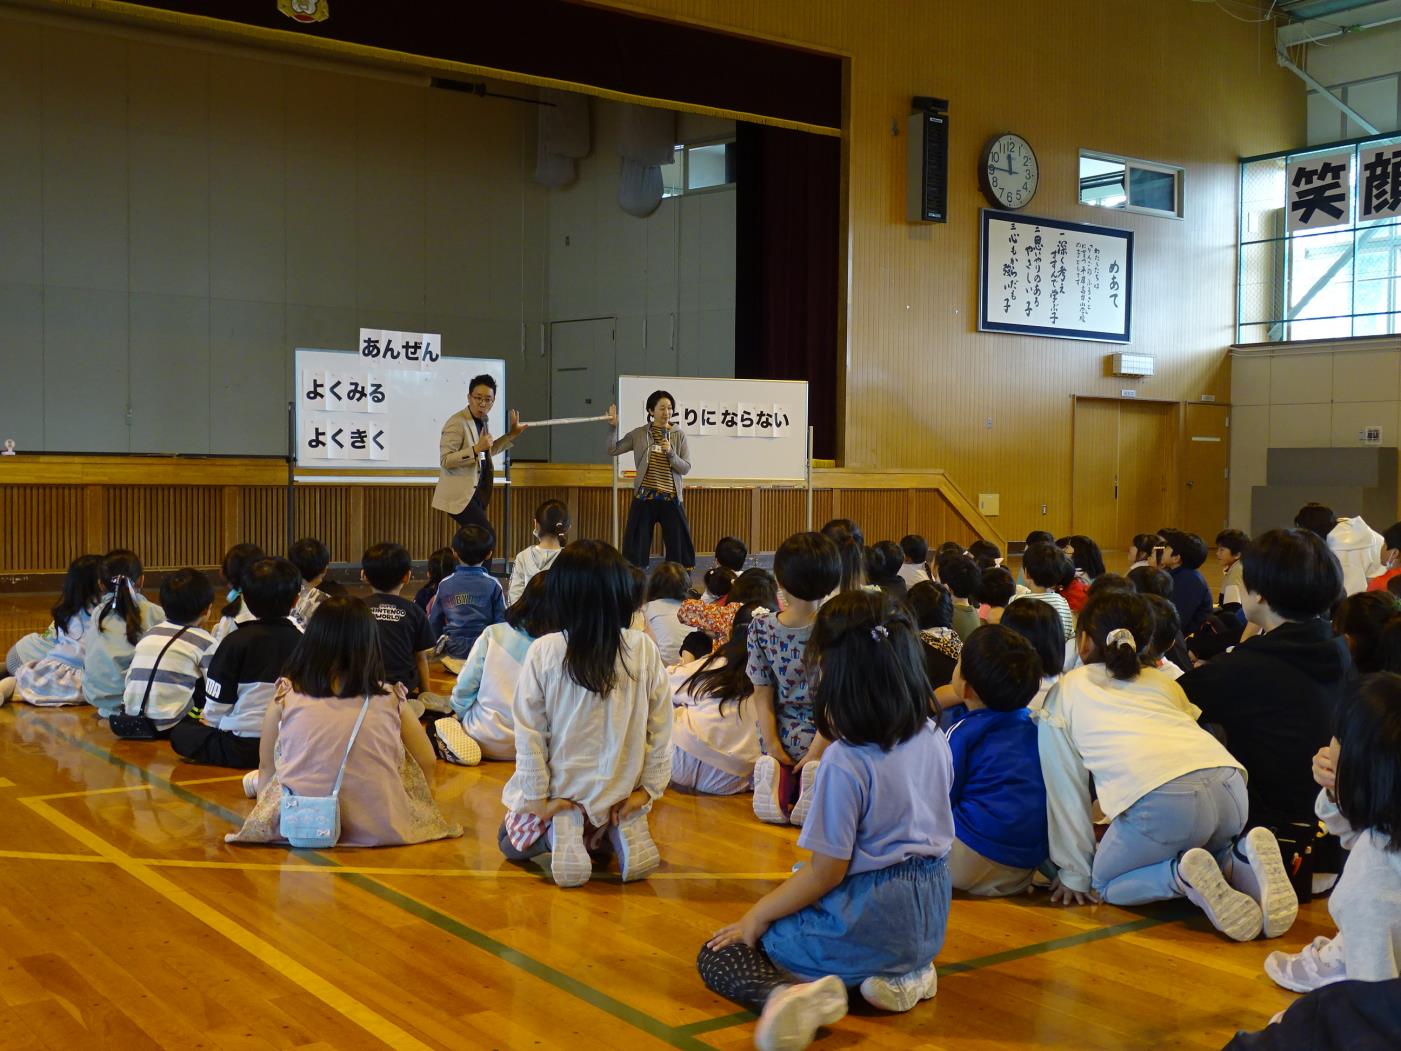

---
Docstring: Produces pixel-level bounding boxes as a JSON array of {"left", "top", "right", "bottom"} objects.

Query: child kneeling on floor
[
  {"left": 498, "top": 540, "right": 673, "bottom": 888},
  {"left": 227, "top": 596, "right": 461, "bottom": 847},
  {"left": 698, "top": 590, "right": 954, "bottom": 1051}
]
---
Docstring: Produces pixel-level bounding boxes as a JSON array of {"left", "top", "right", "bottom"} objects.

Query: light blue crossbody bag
[{"left": 279, "top": 693, "right": 372, "bottom": 849}]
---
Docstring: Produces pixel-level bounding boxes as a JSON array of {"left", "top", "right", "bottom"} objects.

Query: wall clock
[{"left": 980, "top": 133, "right": 1038, "bottom": 209}]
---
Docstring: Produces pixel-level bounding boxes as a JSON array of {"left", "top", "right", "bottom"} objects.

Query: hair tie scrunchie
[
  {"left": 1105, "top": 627, "right": 1136, "bottom": 650},
  {"left": 870, "top": 625, "right": 890, "bottom": 642},
  {"left": 227, "top": 587, "right": 241, "bottom": 601}
]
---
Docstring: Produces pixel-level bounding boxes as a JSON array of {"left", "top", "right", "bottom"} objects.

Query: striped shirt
[
  {"left": 1026, "top": 590, "right": 1075, "bottom": 641},
  {"left": 122, "top": 621, "right": 216, "bottom": 730},
  {"left": 640, "top": 426, "right": 676, "bottom": 496}
]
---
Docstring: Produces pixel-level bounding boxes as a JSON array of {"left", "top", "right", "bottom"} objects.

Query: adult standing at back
[
  {"left": 432, "top": 375, "right": 527, "bottom": 531},
  {"left": 606, "top": 391, "right": 695, "bottom": 569}
]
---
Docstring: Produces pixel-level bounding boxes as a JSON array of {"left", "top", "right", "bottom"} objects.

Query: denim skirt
[{"left": 761, "top": 854, "right": 951, "bottom": 985}]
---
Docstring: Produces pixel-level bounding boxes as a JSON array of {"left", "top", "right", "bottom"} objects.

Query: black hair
[
  {"left": 451, "top": 524, "right": 494, "bottom": 566},
  {"left": 679, "top": 630, "right": 713, "bottom": 664},
  {"left": 1162, "top": 529, "right": 1208, "bottom": 570},
  {"left": 629, "top": 564, "right": 647, "bottom": 612},
  {"left": 288, "top": 536, "right": 331, "bottom": 583},
  {"left": 1384, "top": 522, "right": 1401, "bottom": 553},
  {"left": 468, "top": 373, "right": 497, "bottom": 395},
  {"left": 704, "top": 566, "right": 737, "bottom": 598},
  {"left": 729, "top": 567, "right": 779, "bottom": 609},
  {"left": 820, "top": 519, "right": 867, "bottom": 592},
  {"left": 907, "top": 580, "right": 954, "bottom": 630},
  {"left": 362, "top": 541, "right": 412, "bottom": 592},
  {"left": 938, "top": 554, "right": 981, "bottom": 600},
  {"left": 1127, "top": 565, "right": 1174, "bottom": 598},
  {"left": 504, "top": 569, "right": 556, "bottom": 639},
  {"left": 1131, "top": 532, "right": 1164, "bottom": 559},
  {"left": 1025, "top": 530, "right": 1055, "bottom": 546},
  {"left": 533, "top": 499, "right": 570, "bottom": 544},
  {"left": 425, "top": 546, "right": 458, "bottom": 589},
  {"left": 52, "top": 554, "right": 104, "bottom": 630},
  {"left": 548, "top": 540, "right": 637, "bottom": 695},
  {"left": 1215, "top": 529, "right": 1250, "bottom": 556},
  {"left": 1077, "top": 588, "right": 1154, "bottom": 680},
  {"left": 1141, "top": 593, "right": 1192, "bottom": 674},
  {"left": 1000, "top": 597, "right": 1065, "bottom": 676},
  {"left": 976, "top": 566, "right": 1016, "bottom": 608},
  {"left": 646, "top": 561, "right": 692, "bottom": 603},
  {"left": 1334, "top": 673, "right": 1401, "bottom": 850},
  {"left": 158, "top": 568, "right": 215, "bottom": 626},
  {"left": 97, "top": 549, "right": 146, "bottom": 645},
  {"left": 1391, "top": 574, "right": 1401, "bottom": 600},
  {"left": 646, "top": 389, "right": 675, "bottom": 415},
  {"left": 808, "top": 590, "right": 934, "bottom": 749},
  {"left": 866, "top": 540, "right": 906, "bottom": 584},
  {"left": 319, "top": 579, "right": 348, "bottom": 599},
  {"left": 935, "top": 541, "right": 966, "bottom": 562},
  {"left": 1089, "top": 572, "right": 1132, "bottom": 596},
  {"left": 1068, "top": 535, "right": 1106, "bottom": 579},
  {"left": 714, "top": 536, "right": 747, "bottom": 572},
  {"left": 1241, "top": 528, "right": 1343, "bottom": 621},
  {"left": 241, "top": 557, "right": 302, "bottom": 619},
  {"left": 1022, "top": 541, "right": 1071, "bottom": 589},
  {"left": 1334, "top": 591, "right": 1401, "bottom": 674},
  {"left": 959, "top": 624, "right": 1042, "bottom": 712},
  {"left": 1377, "top": 618, "right": 1401, "bottom": 673},
  {"left": 774, "top": 531, "right": 842, "bottom": 602},
  {"left": 683, "top": 603, "right": 761, "bottom": 716},
  {"left": 967, "top": 539, "right": 1002, "bottom": 571},
  {"left": 900, "top": 534, "right": 929, "bottom": 564},
  {"left": 284, "top": 595, "right": 387, "bottom": 699},
  {"left": 1294, "top": 503, "right": 1338, "bottom": 541},
  {"left": 219, "top": 542, "right": 265, "bottom": 619}
]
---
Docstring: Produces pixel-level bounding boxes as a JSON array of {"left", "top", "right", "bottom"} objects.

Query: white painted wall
[{"left": 1305, "top": 22, "right": 1401, "bottom": 143}]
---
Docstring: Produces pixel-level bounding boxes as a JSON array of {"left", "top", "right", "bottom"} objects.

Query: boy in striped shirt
[{"left": 121, "top": 568, "right": 216, "bottom": 735}]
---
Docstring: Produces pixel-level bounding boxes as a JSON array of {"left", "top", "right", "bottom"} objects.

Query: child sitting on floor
[
  {"left": 499, "top": 541, "right": 672, "bottom": 888},
  {"left": 715, "top": 535, "right": 748, "bottom": 575},
  {"left": 211, "top": 542, "right": 264, "bottom": 646},
  {"left": 430, "top": 524, "right": 506, "bottom": 671},
  {"left": 999, "top": 596, "right": 1066, "bottom": 710},
  {"left": 749, "top": 532, "right": 843, "bottom": 827},
  {"left": 227, "top": 596, "right": 460, "bottom": 848},
  {"left": 642, "top": 561, "right": 693, "bottom": 666},
  {"left": 679, "top": 567, "right": 778, "bottom": 647},
  {"left": 976, "top": 566, "right": 1017, "bottom": 626},
  {"left": 84, "top": 550, "right": 166, "bottom": 718},
  {"left": 414, "top": 547, "right": 457, "bottom": 613},
  {"left": 362, "top": 542, "right": 447, "bottom": 714},
  {"left": 507, "top": 499, "right": 568, "bottom": 605},
  {"left": 698, "top": 591, "right": 954, "bottom": 1050},
  {"left": 945, "top": 625, "right": 1047, "bottom": 896},
  {"left": 906, "top": 580, "right": 961, "bottom": 691},
  {"left": 1021, "top": 541, "right": 1075, "bottom": 642},
  {"left": 938, "top": 554, "right": 982, "bottom": 642},
  {"left": 288, "top": 536, "right": 334, "bottom": 630},
  {"left": 898, "top": 534, "right": 932, "bottom": 589},
  {"left": 3, "top": 554, "right": 105, "bottom": 706},
  {"left": 117, "top": 568, "right": 215, "bottom": 737}
]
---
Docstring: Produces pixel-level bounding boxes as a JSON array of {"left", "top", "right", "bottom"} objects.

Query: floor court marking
[{"left": 12, "top": 710, "right": 1195, "bottom": 1049}]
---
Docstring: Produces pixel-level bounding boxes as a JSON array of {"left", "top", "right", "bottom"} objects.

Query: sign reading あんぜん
[{"left": 978, "top": 209, "right": 1133, "bottom": 344}]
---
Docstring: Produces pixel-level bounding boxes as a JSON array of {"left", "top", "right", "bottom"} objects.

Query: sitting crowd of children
[{"left": 2, "top": 497, "right": 1398, "bottom": 1051}]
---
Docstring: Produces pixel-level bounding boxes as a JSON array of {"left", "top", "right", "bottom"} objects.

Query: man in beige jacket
[{"left": 431, "top": 375, "right": 527, "bottom": 532}]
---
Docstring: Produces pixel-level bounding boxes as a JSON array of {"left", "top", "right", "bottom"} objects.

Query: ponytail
[
  {"left": 98, "top": 549, "right": 145, "bottom": 645},
  {"left": 1077, "top": 588, "right": 1153, "bottom": 681},
  {"left": 219, "top": 543, "right": 264, "bottom": 620},
  {"left": 535, "top": 499, "right": 570, "bottom": 544}
]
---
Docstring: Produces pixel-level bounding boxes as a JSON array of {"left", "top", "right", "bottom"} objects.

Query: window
[
  {"left": 1237, "top": 134, "right": 1401, "bottom": 343},
  {"left": 1079, "top": 150, "right": 1184, "bottom": 218},
  {"left": 661, "top": 139, "right": 736, "bottom": 198}
]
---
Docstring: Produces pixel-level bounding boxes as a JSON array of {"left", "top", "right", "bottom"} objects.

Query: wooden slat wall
[
  {"left": 0, "top": 486, "right": 87, "bottom": 574},
  {"left": 106, "top": 486, "right": 223, "bottom": 570}
]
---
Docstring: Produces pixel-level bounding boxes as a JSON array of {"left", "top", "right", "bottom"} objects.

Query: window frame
[
  {"left": 1078, "top": 149, "right": 1186, "bottom": 220},
  {"left": 661, "top": 136, "right": 737, "bottom": 199}
]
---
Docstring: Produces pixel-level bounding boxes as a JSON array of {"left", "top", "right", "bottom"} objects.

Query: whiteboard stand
[
  {"left": 611, "top": 459, "right": 620, "bottom": 548},
  {"left": 501, "top": 450, "right": 512, "bottom": 572},
  {"left": 285, "top": 400, "right": 296, "bottom": 551},
  {"left": 806, "top": 426, "right": 814, "bottom": 531}
]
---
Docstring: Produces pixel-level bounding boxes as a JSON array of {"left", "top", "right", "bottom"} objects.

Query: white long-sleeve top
[
  {"left": 506, "top": 545, "right": 560, "bottom": 606},
  {"left": 502, "top": 629, "right": 673, "bottom": 828},
  {"left": 669, "top": 657, "right": 762, "bottom": 778},
  {"left": 1318, "top": 789, "right": 1401, "bottom": 982},
  {"left": 1036, "top": 662, "right": 1243, "bottom": 893}
]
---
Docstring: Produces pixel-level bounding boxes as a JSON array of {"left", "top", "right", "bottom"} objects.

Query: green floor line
[
  {"left": 24, "top": 716, "right": 720, "bottom": 1051},
  {"left": 674, "top": 1010, "right": 756, "bottom": 1035},
  {"left": 937, "top": 908, "right": 1193, "bottom": 977}
]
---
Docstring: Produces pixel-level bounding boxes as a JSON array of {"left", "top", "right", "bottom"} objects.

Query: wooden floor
[{"left": 0, "top": 589, "right": 1326, "bottom": 1050}]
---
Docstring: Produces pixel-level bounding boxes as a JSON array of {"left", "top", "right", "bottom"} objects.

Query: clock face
[{"left": 983, "top": 133, "right": 1039, "bottom": 209}]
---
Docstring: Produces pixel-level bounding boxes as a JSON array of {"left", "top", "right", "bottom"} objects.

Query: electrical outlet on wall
[{"left": 1359, "top": 427, "right": 1383, "bottom": 444}]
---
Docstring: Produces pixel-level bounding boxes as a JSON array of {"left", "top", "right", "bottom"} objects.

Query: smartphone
[{"left": 1151, "top": 545, "right": 1165, "bottom": 566}]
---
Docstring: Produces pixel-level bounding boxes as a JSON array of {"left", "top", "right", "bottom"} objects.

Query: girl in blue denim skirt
[{"left": 698, "top": 590, "right": 954, "bottom": 1051}]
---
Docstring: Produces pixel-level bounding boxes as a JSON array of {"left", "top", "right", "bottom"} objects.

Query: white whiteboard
[
  {"left": 293, "top": 349, "right": 507, "bottom": 473},
  {"left": 978, "top": 208, "right": 1133, "bottom": 343},
  {"left": 615, "top": 375, "right": 809, "bottom": 483}
]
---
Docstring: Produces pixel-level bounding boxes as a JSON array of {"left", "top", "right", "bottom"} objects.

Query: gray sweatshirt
[{"left": 1319, "top": 789, "right": 1401, "bottom": 981}]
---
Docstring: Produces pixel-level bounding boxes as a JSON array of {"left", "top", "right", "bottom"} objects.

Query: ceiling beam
[{"left": 1276, "top": 0, "right": 1401, "bottom": 45}]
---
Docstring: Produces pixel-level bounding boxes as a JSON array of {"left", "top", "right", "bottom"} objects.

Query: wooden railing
[{"left": 0, "top": 456, "right": 1002, "bottom": 574}]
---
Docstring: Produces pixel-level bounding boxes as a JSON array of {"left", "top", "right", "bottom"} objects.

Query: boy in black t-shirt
[{"left": 362, "top": 542, "right": 448, "bottom": 714}]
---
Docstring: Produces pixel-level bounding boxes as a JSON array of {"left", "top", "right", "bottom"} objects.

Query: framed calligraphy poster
[{"left": 978, "top": 209, "right": 1133, "bottom": 343}]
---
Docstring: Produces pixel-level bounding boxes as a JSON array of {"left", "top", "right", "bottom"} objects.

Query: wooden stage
[{"left": 0, "top": 591, "right": 1324, "bottom": 1050}]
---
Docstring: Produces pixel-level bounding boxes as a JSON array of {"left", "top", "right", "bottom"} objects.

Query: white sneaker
[
  {"left": 417, "top": 691, "right": 453, "bottom": 715},
  {"left": 241, "top": 770, "right": 259, "bottom": 798},
  {"left": 1177, "top": 848, "right": 1263, "bottom": 942},
  {"left": 549, "top": 808, "right": 592, "bottom": 889},
  {"left": 1229, "top": 827, "right": 1298, "bottom": 938},
  {"left": 0, "top": 676, "right": 15, "bottom": 705},
  {"left": 1264, "top": 935, "right": 1347, "bottom": 993},
  {"left": 859, "top": 963, "right": 937, "bottom": 1012},
  {"left": 752, "top": 755, "right": 787, "bottom": 825},
  {"left": 432, "top": 717, "right": 482, "bottom": 766},
  {"left": 789, "top": 762, "right": 819, "bottom": 827},
  {"left": 754, "top": 975, "right": 848, "bottom": 1051},
  {"left": 608, "top": 808, "right": 661, "bottom": 882}
]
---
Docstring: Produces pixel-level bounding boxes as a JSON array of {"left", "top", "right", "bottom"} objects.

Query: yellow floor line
[
  {"left": 0, "top": 848, "right": 109, "bottom": 863},
  {"left": 0, "top": 777, "right": 16, "bottom": 788},
  {"left": 26, "top": 775, "right": 243, "bottom": 801},
  {"left": 22, "top": 797, "right": 436, "bottom": 1051},
  {"left": 131, "top": 858, "right": 793, "bottom": 880}
]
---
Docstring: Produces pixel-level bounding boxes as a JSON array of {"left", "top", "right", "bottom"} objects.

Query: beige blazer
[{"left": 431, "top": 410, "right": 514, "bottom": 514}]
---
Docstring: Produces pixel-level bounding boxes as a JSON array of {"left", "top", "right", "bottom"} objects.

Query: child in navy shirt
[
  {"left": 430, "top": 525, "right": 506, "bottom": 668},
  {"left": 945, "top": 624, "right": 1048, "bottom": 896},
  {"left": 701, "top": 590, "right": 954, "bottom": 1050},
  {"left": 1161, "top": 529, "right": 1213, "bottom": 636}
]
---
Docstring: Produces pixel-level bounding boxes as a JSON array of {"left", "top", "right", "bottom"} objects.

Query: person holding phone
[{"left": 606, "top": 390, "right": 696, "bottom": 570}]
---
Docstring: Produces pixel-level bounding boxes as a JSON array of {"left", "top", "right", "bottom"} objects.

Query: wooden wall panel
[
  {"left": 292, "top": 487, "right": 354, "bottom": 564},
  {"left": 0, "top": 486, "right": 87, "bottom": 573},
  {"left": 106, "top": 486, "right": 222, "bottom": 570},
  {"left": 240, "top": 487, "right": 288, "bottom": 558},
  {"left": 834, "top": 490, "right": 908, "bottom": 546}
]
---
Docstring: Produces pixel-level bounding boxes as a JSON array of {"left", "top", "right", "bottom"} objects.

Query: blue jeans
[{"left": 1092, "top": 766, "right": 1248, "bottom": 905}]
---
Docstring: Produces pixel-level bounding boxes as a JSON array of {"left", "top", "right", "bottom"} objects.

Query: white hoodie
[{"left": 1328, "top": 516, "right": 1384, "bottom": 596}]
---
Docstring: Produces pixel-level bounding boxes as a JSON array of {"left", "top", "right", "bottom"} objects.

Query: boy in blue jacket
[
  {"left": 945, "top": 624, "right": 1048, "bottom": 896},
  {"left": 1161, "top": 529, "right": 1214, "bottom": 637},
  {"left": 430, "top": 525, "right": 505, "bottom": 668}
]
